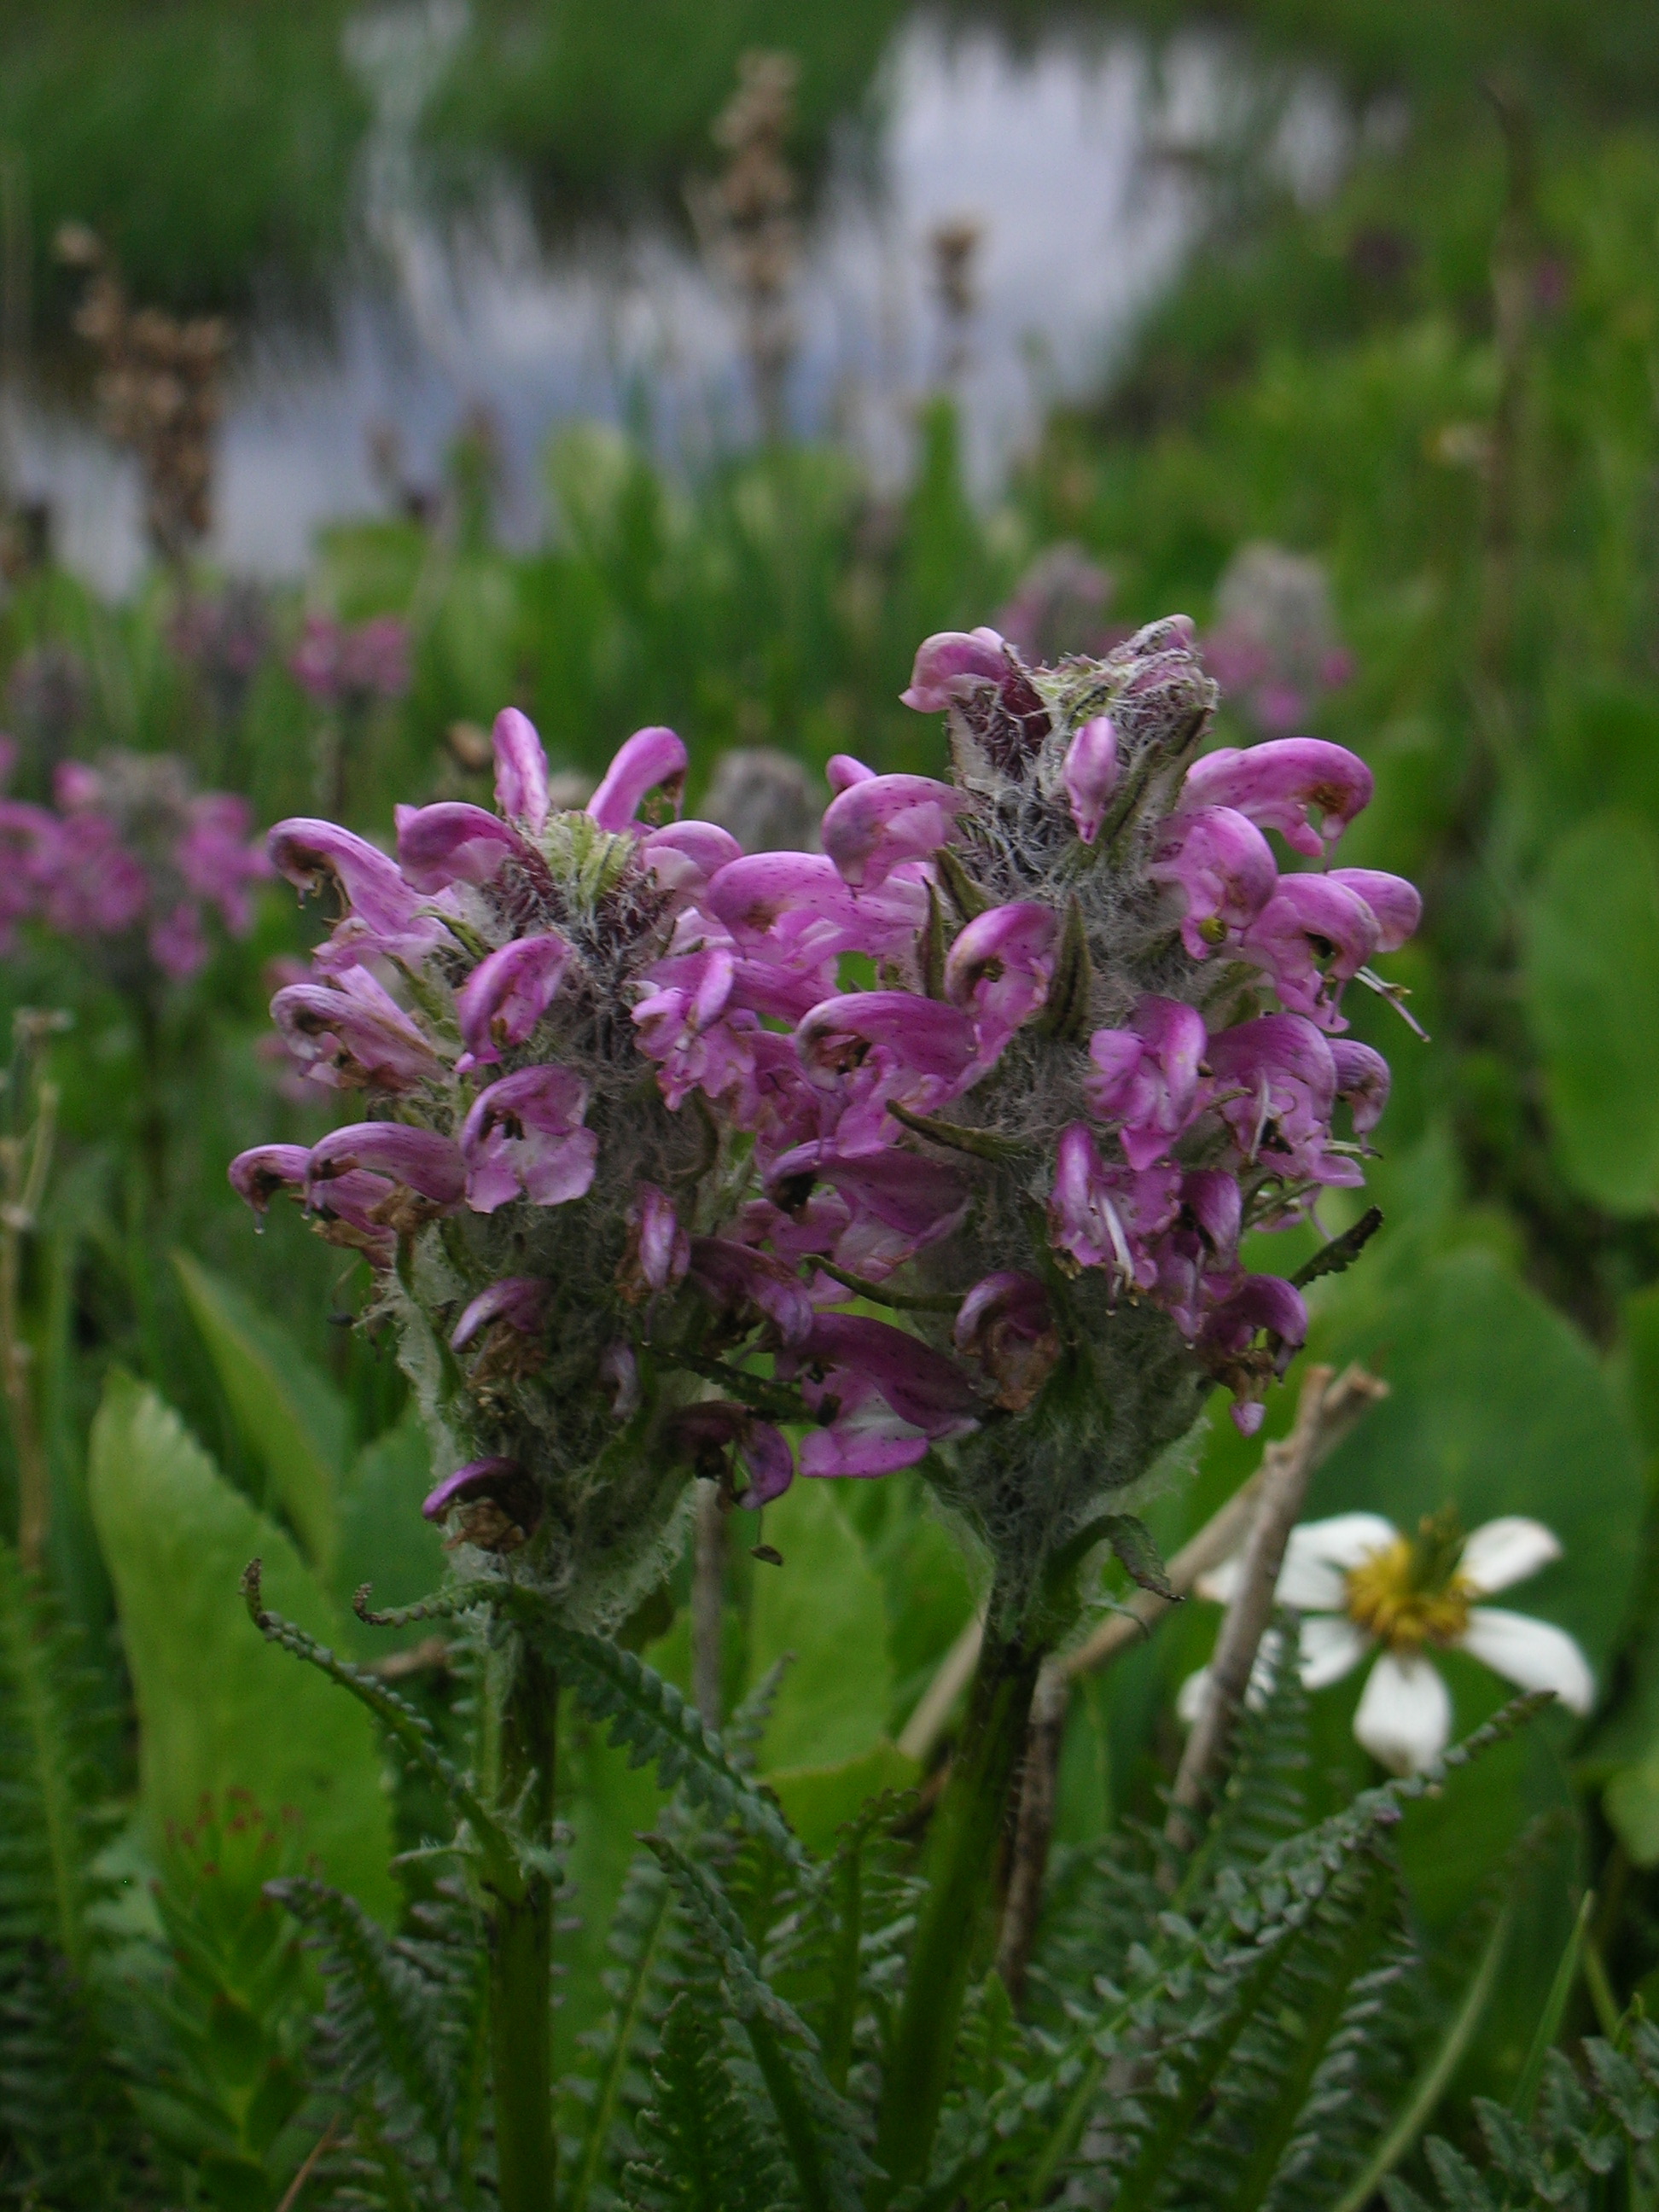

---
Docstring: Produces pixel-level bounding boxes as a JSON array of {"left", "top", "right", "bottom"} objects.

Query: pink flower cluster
[
  {"left": 288, "top": 613, "right": 410, "bottom": 709},
  {"left": 230, "top": 614, "right": 1416, "bottom": 1606},
  {"left": 0, "top": 742, "right": 270, "bottom": 980}
]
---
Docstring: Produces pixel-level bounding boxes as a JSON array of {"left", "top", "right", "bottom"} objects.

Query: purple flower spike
[
  {"left": 271, "top": 976, "right": 442, "bottom": 1092},
  {"left": 1329, "top": 868, "right": 1422, "bottom": 952},
  {"left": 396, "top": 803, "right": 535, "bottom": 894},
  {"left": 1064, "top": 715, "right": 1120, "bottom": 844},
  {"left": 460, "top": 1064, "right": 599, "bottom": 1214},
  {"left": 1330, "top": 1039, "right": 1392, "bottom": 1137},
  {"left": 422, "top": 1455, "right": 542, "bottom": 1553},
  {"left": 229, "top": 1144, "right": 311, "bottom": 1219},
  {"left": 953, "top": 1272, "right": 1061, "bottom": 1412},
  {"left": 1182, "top": 739, "right": 1374, "bottom": 859},
  {"left": 451, "top": 1277, "right": 549, "bottom": 1351},
  {"left": 586, "top": 725, "right": 687, "bottom": 833},
  {"left": 307, "top": 1123, "right": 466, "bottom": 1208},
  {"left": 1240, "top": 872, "right": 1382, "bottom": 1029},
  {"left": 1150, "top": 806, "right": 1278, "bottom": 958},
  {"left": 1048, "top": 1124, "right": 1179, "bottom": 1289},
  {"left": 1085, "top": 996, "right": 1208, "bottom": 1169},
  {"left": 899, "top": 626, "right": 1009, "bottom": 713},
  {"left": 492, "top": 708, "right": 550, "bottom": 834},
  {"left": 456, "top": 932, "right": 572, "bottom": 1068},
  {"left": 687, "top": 1236, "right": 814, "bottom": 1345},
  {"left": 624, "top": 1185, "right": 691, "bottom": 1298},
  {"left": 826, "top": 754, "right": 876, "bottom": 793},
  {"left": 944, "top": 902, "right": 1059, "bottom": 1037},
  {"left": 821, "top": 772, "right": 969, "bottom": 891}
]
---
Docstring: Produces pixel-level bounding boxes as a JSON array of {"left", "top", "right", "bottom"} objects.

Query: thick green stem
[
  {"left": 490, "top": 1640, "right": 557, "bottom": 2212},
  {"left": 872, "top": 1611, "right": 1043, "bottom": 2197}
]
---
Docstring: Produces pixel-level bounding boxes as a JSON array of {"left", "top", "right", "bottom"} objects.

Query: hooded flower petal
[
  {"left": 271, "top": 981, "right": 442, "bottom": 1091},
  {"left": 953, "top": 1271, "right": 1061, "bottom": 1411},
  {"left": 1458, "top": 1608, "right": 1593, "bottom": 1713},
  {"left": 586, "top": 725, "right": 687, "bottom": 832},
  {"left": 492, "top": 707, "right": 550, "bottom": 834},
  {"left": 687, "top": 1236, "right": 815, "bottom": 1345},
  {"left": 306, "top": 1122, "right": 466, "bottom": 1208},
  {"left": 821, "top": 773, "right": 969, "bottom": 890},
  {"left": 1353, "top": 1651, "right": 1452, "bottom": 1774},
  {"left": 796, "top": 992, "right": 979, "bottom": 1090},
  {"left": 451, "top": 1277, "right": 549, "bottom": 1350},
  {"left": 397, "top": 802, "right": 537, "bottom": 894},
  {"left": 1182, "top": 739, "right": 1374, "bottom": 859},
  {"left": 1150, "top": 806, "right": 1278, "bottom": 958},
  {"left": 1457, "top": 1516, "right": 1563, "bottom": 1597},
  {"left": 623, "top": 1185, "right": 691, "bottom": 1298},
  {"left": 944, "top": 901, "right": 1058, "bottom": 1036},
  {"left": 1063, "top": 714, "right": 1119, "bottom": 844},
  {"left": 1330, "top": 1039, "right": 1392, "bottom": 1138},
  {"left": 768, "top": 1144, "right": 970, "bottom": 1253},
  {"left": 899, "top": 626, "right": 1009, "bottom": 712},
  {"left": 1329, "top": 869, "right": 1422, "bottom": 953},
  {"left": 637, "top": 821, "right": 742, "bottom": 905},
  {"left": 826, "top": 753, "right": 876, "bottom": 792},
  {"left": 229, "top": 1144, "right": 311, "bottom": 1219},
  {"left": 421, "top": 1455, "right": 542, "bottom": 1552},
  {"left": 455, "top": 932, "right": 572, "bottom": 1068},
  {"left": 1239, "top": 872, "right": 1382, "bottom": 1029},
  {"left": 1202, "top": 1013, "right": 1342, "bottom": 1181},
  {"left": 460, "top": 1065, "right": 598, "bottom": 1213},
  {"left": 789, "top": 1312, "right": 981, "bottom": 1438},
  {"left": 668, "top": 1402, "right": 795, "bottom": 1504}
]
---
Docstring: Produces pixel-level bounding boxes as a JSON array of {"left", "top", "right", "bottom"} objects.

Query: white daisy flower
[{"left": 1179, "top": 1509, "right": 1594, "bottom": 1774}]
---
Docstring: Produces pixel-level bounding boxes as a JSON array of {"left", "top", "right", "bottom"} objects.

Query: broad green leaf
[
  {"left": 173, "top": 1249, "right": 346, "bottom": 1575},
  {"left": 333, "top": 1410, "right": 446, "bottom": 1651},
  {"left": 1523, "top": 812, "right": 1659, "bottom": 1214},
  {"left": 767, "top": 1742, "right": 920, "bottom": 1854},
  {"left": 748, "top": 1479, "right": 892, "bottom": 1773},
  {"left": 88, "top": 1372, "right": 396, "bottom": 1920}
]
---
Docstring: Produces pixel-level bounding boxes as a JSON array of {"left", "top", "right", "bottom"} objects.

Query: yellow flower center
[{"left": 1343, "top": 1509, "right": 1473, "bottom": 1652}]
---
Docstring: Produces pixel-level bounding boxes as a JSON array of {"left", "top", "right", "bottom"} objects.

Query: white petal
[
  {"left": 1195, "top": 1556, "right": 1244, "bottom": 1605},
  {"left": 1458, "top": 1608, "right": 1595, "bottom": 1714},
  {"left": 1298, "top": 1613, "right": 1372, "bottom": 1689},
  {"left": 1275, "top": 1534, "right": 1348, "bottom": 1613},
  {"left": 1353, "top": 1652, "right": 1452, "bottom": 1775},
  {"left": 1458, "top": 1517, "right": 1563, "bottom": 1597},
  {"left": 1292, "top": 1512, "right": 1400, "bottom": 1572},
  {"left": 1177, "top": 1666, "right": 1211, "bottom": 1726}
]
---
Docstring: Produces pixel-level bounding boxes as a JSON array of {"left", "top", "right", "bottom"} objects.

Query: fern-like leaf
[{"left": 624, "top": 1992, "right": 789, "bottom": 2211}]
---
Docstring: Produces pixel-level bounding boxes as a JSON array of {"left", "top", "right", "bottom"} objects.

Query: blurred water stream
[{"left": 9, "top": 5, "right": 1349, "bottom": 592}]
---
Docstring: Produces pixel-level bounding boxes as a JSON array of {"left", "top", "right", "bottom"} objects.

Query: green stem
[
  {"left": 872, "top": 1608, "right": 1043, "bottom": 2199},
  {"left": 490, "top": 1639, "right": 557, "bottom": 2212}
]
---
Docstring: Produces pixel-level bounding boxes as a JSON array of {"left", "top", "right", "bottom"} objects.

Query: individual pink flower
[
  {"left": 396, "top": 802, "right": 538, "bottom": 894},
  {"left": 459, "top": 1065, "right": 598, "bottom": 1213},
  {"left": 1201, "top": 1014, "right": 1353, "bottom": 1188},
  {"left": 306, "top": 1122, "right": 466, "bottom": 1209},
  {"left": 943, "top": 901, "right": 1059, "bottom": 1039},
  {"left": 271, "top": 973, "right": 442, "bottom": 1092},
  {"left": 952, "top": 1272, "right": 1061, "bottom": 1411},
  {"left": 782, "top": 1313, "right": 981, "bottom": 1478},
  {"left": 1047, "top": 1124, "right": 1180, "bottom": 1290},
  {"left": 1084, "top": 997, "right": 1208, "bottom": 1169},
  {"left": 1329, "top": 867, "right": 1422, "bottom": 952},
  {"left": 456, "top": 932, "right": 572, "bottom": 1068},
  {"left": 1149, "top": 806, "right": 1278, "bottom": 958},
  {"left": 620, "top": 1185, "right": 692, "bottom": 1300},
  {"left": 1239, "top": 871, "right": 1382, "bottom": 1030},
  {"left": 821, "top": 773, "right": 969, "bottom": 890},
  {"left": 899, "top": 626, "right": 1009, "bottom": 712},
  {"left": 667, "top": 1402, "right": 795, "bottom": 1505},
  {"left": 1063, "top": 714, "right": 1120, "bottom": 843},
  {"left": 450, "top": 1277, "right": 550, "bottom": 1351},
  {"left": 1181, "top": 739, "right": 1374, "bottom": 859}
]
